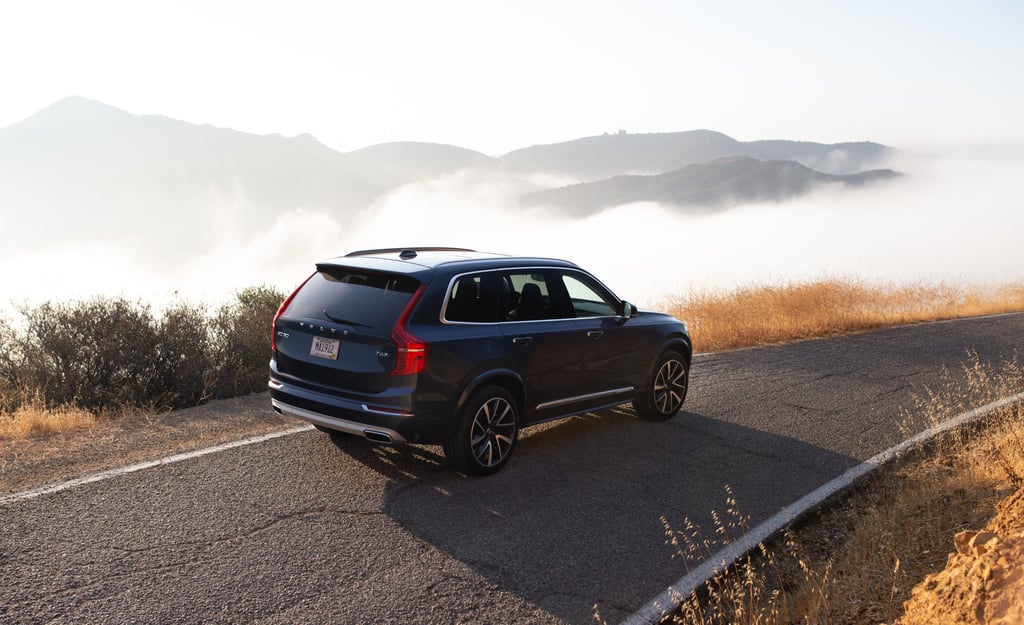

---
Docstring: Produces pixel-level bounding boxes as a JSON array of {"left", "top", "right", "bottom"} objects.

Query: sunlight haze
[
  {"left": 2, "top": 0, "right": 1023, "bottom": 309},
  {"left": 2, "top": 1, "right": 1022, "bottom": 154}
]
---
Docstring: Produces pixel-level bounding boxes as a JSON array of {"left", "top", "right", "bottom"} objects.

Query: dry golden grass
[
  {"left": 662, "top": 278, "right": 1024, "bottom": 353},
  {"left": 5, "top": 278, "right": 1024, "bottom": 442},
  {"left": 660, "top": 355, "right": 1024, "bottom": 625},
  {"left": 0, "top": 398, "right": 98, "bottom": 440}
]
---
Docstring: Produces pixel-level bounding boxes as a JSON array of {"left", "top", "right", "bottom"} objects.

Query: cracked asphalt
[{"left": 2, "top": 313, "right": 1022, "bottom": 624}]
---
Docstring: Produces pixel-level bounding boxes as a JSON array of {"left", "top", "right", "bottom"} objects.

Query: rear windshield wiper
[{"left": 323, "top": 309, "right": 371, "bottom": 328}]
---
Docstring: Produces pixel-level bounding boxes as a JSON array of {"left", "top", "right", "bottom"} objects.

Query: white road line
[
  {"left": 618, "top": 390, "right": 1024, "bottom": 625},
  {"left": 0, "top": 425, "right": 314, "bottom": 506}
]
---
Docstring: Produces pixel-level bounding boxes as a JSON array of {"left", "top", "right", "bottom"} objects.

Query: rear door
[{"left": 273, "top": 266, "right": 420, "bottom": 394}]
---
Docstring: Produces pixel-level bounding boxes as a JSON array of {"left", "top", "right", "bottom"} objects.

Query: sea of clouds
[{"left": 2, "top": 144, "right": 1022, "bottom": 317}]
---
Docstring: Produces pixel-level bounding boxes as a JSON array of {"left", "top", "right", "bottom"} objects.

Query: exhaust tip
[{"left": 363, "top": 430, "right": 394, "bottom": 444}]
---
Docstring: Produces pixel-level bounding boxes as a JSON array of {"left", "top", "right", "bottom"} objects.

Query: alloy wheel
[
  {"left": 469, "top": 397, "right": 517, "bottom": 467},
  {"left": 653, "top": 358, "right": 687, "bottom": 415}
]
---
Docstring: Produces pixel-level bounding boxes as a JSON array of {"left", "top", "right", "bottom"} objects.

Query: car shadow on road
[
  {"left": 324, "top": 431, "right": 450, "bottom": 478},
  {"left": 329, "top": 406, "right": 859, "bottom": 625}
]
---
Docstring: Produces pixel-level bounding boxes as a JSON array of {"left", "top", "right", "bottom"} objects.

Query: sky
[
  {"left": 2, "top": 0, "right": 1023, "bottom": 155},
  {"left": 1, "top": 0, "right": 1023, "bottom": 310}
]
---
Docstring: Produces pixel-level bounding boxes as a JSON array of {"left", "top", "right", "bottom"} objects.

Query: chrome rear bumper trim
[{"left": 271, "top": 399, "right": 408, "bottom": 443}]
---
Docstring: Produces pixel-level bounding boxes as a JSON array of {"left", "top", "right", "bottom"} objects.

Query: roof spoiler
[{"left": 344, "top": 247, "right": 475, "bottom": 259}]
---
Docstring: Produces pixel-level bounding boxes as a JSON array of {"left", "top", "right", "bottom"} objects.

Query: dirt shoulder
[
  {"left": 898, "top": 486, "right": 1024, "bottom": 625},
  {"left": 0, "top": 392, "right": 295, "bottom": 495}
]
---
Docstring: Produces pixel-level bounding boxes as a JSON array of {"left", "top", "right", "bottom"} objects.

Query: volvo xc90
[{"left": 268, "top": 247, "right": 691, "bottom": 475}]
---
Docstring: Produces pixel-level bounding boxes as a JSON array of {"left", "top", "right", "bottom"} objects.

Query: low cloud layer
[{"left": 2, "top": 146, "right": 1022, "bottom": 315}]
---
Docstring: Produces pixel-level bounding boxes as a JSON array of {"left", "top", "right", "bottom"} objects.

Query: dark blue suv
[{"left": 269, "top": 248, "right": 691, "bottom": 474}]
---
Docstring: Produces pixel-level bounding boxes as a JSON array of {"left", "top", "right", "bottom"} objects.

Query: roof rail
[{"left": 344, "top": 247, "right": 476, "bottom": 258}]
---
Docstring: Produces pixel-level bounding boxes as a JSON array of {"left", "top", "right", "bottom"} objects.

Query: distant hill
[
  {"left": 0, "top": 97, "right": 382, "bottom": 254},
  {"left": 499, "top": 130, "right": 892, "bottom": 180},
  {"left": 521, "top": 156, "right": 902, "bottom": 215},
  {"left": 0, "top": 97, "right": 492, "bottom": 255},
  {"left": 340, "top": 142, "right": 494, "bottom": 189},
  {"left": 0, "top": 96, "right": 903, "bottom": 256}
]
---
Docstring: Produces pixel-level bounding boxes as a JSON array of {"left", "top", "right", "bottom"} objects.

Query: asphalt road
[{"left": 3, "top": 314, "right": 1022, "bottom": 624}]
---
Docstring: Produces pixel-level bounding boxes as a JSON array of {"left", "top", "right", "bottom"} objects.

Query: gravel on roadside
[{"left": 0, "top": 392, "right": 296, "bottom": 495}]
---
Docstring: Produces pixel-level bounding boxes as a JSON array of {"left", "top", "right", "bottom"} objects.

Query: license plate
[{"left": 310, "top": 336, "right": 340, "bottom": 360}]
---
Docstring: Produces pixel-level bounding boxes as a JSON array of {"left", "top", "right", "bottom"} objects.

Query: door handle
[
  {"left": 587, "top": 331, "right": 604, "bottom": 338},
  {"left": 512, "top": 336, "right": 533, "bottom": 346}
]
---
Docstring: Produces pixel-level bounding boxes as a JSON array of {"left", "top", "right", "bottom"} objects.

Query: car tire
[
  {"left": 635, "top": 351, "right": 688, "bottom": 421},
  {"left": 443, "top": 385, "right": 519, "bottom": 475}
]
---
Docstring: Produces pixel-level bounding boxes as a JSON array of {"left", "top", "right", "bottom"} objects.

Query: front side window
[
  {"left": 505, "top": 271, "right": 566, "bottom": 321},
  {"left": 560, "top": 272, "right": 619, "bottom": 317}
]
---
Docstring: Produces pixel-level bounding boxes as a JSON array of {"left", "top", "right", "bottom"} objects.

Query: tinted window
[
  {"left": 445, "top": 273, "right": 504, "bottom": 323},
  {"left": 446, "top": 270, "right": 575, "bottom": 323},
  {"left": 284, "top": 268, "right": 419, "bottom": 331},
  {"left": 561, "top": 273, "right": 618, "bottom": 317},
  {"left": 507, "top": 271, "right": 566, "bottom": 321}
]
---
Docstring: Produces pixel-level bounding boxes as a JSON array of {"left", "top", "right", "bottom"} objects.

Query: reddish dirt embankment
[{"left": 898, "top": 487, "right": 1024, "bottom": 625}]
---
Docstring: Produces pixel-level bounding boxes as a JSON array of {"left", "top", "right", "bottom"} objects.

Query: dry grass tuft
[
  {"left": 662, "top": 278, "right": 1024, "bottom": 353},
  {"left": 656, "top": 355, "right": 1024, "bottom": 625},
  {"left": 0, "top": 398, "right": 98, "bottom": 440}
]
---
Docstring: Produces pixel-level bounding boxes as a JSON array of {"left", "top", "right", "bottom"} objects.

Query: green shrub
[
  {"left": 17, "top": 298, "right": 161, "bottom": 410},
  {"left": 155, "top": 301, "right": 215, "bottom": 407},
  {"left": 0, "top": 314, "right": 20, "bottom": 413},
  {"left": 210, "top": 285, "right": 285, "bottom": 399},
  {"left": 0, "top": 286, "right": 286, "bottom": 415}
]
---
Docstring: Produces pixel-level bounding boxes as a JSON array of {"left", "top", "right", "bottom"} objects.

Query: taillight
[
  {"left": 272, "top": 273, "right": 314, "bottom": 351},
  {"left": 390, "top": 285, "right": 427, "bottom": 376}
]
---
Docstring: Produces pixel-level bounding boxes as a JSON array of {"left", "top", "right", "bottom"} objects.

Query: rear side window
[
  {"left": 283, "top": 267, "right": 420, "bottom": 331},
  {"left": 445, "top": 273, "right": 504, "bottom": 323}
]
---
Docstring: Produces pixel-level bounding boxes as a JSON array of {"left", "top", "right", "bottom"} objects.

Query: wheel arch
[
  {"left": 634, "top": 336, "right": 691, "bottom": 421},
  {"left": 657, "top": 335, "right": 693, "bottom": 368},
  {"left": 641, "top": 335, "right": 692, "bottom": 397},
  {"left": 456, "top": 369, "right": 527, "bottom": 420}
]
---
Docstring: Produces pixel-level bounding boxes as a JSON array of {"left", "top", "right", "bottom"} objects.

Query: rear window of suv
[{"left": 284, "top": 267, "right": 420, "bottom": 331}]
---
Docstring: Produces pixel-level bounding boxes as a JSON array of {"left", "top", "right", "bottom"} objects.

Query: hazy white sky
[{"left": 2, "top": 0, "right": 1023, "bottom": 154}]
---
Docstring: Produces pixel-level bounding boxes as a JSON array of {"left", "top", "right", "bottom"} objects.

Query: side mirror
[{"left": 620, "top": 301, "right": 638, "bottom": 320}]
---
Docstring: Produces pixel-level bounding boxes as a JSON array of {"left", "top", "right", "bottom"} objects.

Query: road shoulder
[{"left": 0, "top": 392, "right": 295, "bottom": 495}]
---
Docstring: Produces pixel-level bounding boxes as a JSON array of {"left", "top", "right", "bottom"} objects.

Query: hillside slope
[
  {"left": 0, "top": 98, "right": 491, "bottom": 254},
  {"left": 521, "top": 156, "right": 901, "bottom": 214},
  {"left": 0, "top": 96, "right": 902, "bottom": 255},
  {"left": 499, "top": 130, "right": 891, "bottom": 180},
  {"left": 0, "top": 97, "right": 379, "bottom": 253}
]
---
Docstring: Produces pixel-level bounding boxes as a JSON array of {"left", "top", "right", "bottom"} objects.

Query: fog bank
[{"left": 2, "top": 147, "right": 1022, "bottom": 315}]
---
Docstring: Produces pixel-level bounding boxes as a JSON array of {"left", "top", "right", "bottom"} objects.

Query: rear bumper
[
  {"left": 271, "top": 397, "right": 407, "bottom": 443},
  {"left": 267, "top": 377, "right": 453, "bottom": 444}
]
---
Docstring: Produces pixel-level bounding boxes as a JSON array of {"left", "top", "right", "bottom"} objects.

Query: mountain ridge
[
  {"left": 2, "top": 96, "right": 895, "bottom": 176},
  {"left": 521, "top": 156, "right": 902, "bottom": 215},
  {"left": 0, "top": 96, "right": 902, "bottom": 255},
  {"left": 500, "top": 130, "right": 892, "bottom": 180}
]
